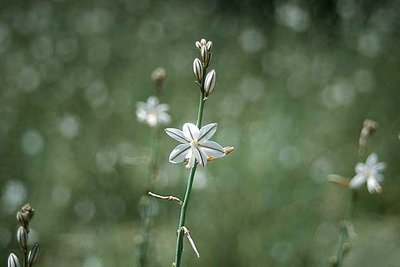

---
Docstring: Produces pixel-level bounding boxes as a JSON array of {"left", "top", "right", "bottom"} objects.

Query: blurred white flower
[
  {"left": 349, "top": 153, "right": 386, "bottom": 194},
  {"left": 136, "top": 96, "right": 171, "bottom": 127},
  {"left": 165, "top": 123, "right": 225, "bottom": 169}
]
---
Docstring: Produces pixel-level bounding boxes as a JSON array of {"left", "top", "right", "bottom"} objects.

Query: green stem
[
  {"left": 174, "top": 92, "right": 206, "bottom": 267},
  {"left": 174, "top": 165, "right": 197, "bottom": 266},
  {"left": 332, "top": 190, "right": 357, "bottom": 267},
  {"left": 196, "top": 92, "right": 205, "bottom": 128},
  {"left": 138, "top": 126, "right": 160, "bottom": 267},
  {"left": 24, "top": 250, "right": 28, "bottom": 267}
]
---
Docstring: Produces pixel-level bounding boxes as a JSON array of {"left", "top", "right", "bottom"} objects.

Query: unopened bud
[
  {"left": 200, "top": 38, "right": 207, "bottom": 46},
  {"left": 329, "top": 256, "right": 337, "bottom": 265},
  {"left": 21, "top": 204, "right": 34, "bottom": 217},
  {"left": 16, "top": 212, "right": 27, "bottom": 228},
  {"left": 151, "top": 67, "right": 166, "bottom": 82},
  {"left": 195, "top": 41, "right": 201, "bottom": 50},
  {"left": 200, "top": 46, "right": 210, "bottom": 67},
  {"left": 28, "top": 243, "right": 40, "bottom": 266},
  {"left": 204, "top": 70, "right": 216, "bottom": 97},
  {"left": 18, "top": 204, "right": 34, "bottom": 230},
  {"left": 343, "top": 242, "right": 351, "bottom": 254},
  {"left": 206, "top": 41, "right": 213, "bottom": 52},
  {"left": 193, "top": 58, "right": 203, "bottom": 82},
  {"left": 8, "top": 253, "right": 21, "bottom": 267},
  {"left": 17, "top": 226, "right": 28, "bottom": 251}
]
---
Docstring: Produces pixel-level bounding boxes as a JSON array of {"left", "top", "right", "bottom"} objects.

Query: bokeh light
[{"left": 0, "top": 1, "right": 399, "bottom": 266}]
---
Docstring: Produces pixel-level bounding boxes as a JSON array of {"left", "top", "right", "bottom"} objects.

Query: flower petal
[
  {"left": 136, "top": 109, "right": 147, "bottom": 122},
  {"left": 199, "top": 123, "right": 218, "bottom": 142},
  {"left": 373, "top": 162, "right": 386, "bottom": 172},
  {"left": 375, "top": 173, "right": 384, "bottom": 182},
  {"left": 165, "top": 128, "right": 189, "bottom": 143},
  {"left": 159, "top": 113, "right": 171, "bottom": 124},
  {"left": 169, "top": 144, "right": 191, "bottom": 163},
  {"left": 366, "top": 153, "right": 378, "bottom": 167},
  {"left": 367, "top": 178, "right": 382, "bottom": 194},
  {"left": 349, "top": 174, "right": 366, "bottom": 189},
  {"left": 147, "top": 96, "right": 159, "bottom": 107},
  {"left": 136, "top": 101, "right": 147, "bottom": 110},
  {"left": 193, "top": 146, "right": 208, "bottom": 167},
  {"left": 186, "top": 153, "right": 196, "bottom": 169},
  {"left": 355, "top": 163, "right": 366, "bottom": 174},
  {"left": 199, "top": 141, "right": 225, "bottom": 158},
  {"left": 183, "top": 123, "right": 200, "bottom": 141},
  {"left": 157, "top": 104, "right": 169, "bottom": 113}
]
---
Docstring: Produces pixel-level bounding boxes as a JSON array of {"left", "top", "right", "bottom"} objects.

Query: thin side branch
[
  {"left": 327, "top": 174, "right": 350, "bottom": 187},
  {"left": 148, "top": 192, "right": 182, "bottom": 205}
]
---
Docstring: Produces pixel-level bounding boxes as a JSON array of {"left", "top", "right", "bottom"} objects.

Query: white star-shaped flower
[
  {"left": 349, "top": 153, "right": 386, "bottom": 194},
  {"left": 165, "top": 123, "right": 225, "bottom": 168},
  {"left": 136, "top": 96, "right": 171, "bottom": 127}
]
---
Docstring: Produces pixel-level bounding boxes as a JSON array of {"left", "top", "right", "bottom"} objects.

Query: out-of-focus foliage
[{"left": 1, "top": 0, "right": 400, "bottom": 266}]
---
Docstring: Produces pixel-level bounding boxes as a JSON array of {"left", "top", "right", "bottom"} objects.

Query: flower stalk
[
  {"left": 330, "top": 119, "right": 383, "bottom": 267},
  {"left": 331, "top": 190, "right": 357, "bottom": 267},
  {"left": 164, "top": 38, "right": 230, "bottom": 267},
  {"left": 137, "top": 125, "right": 160, "bottom": 267},
  {"left": 174, "top": 90, "right": 206, "bottom": 267},
  {"left": 169, "top": 38, "right": 227, "bottom": 267},
  {"left": 137, "top": 68, "right": 169, "bottom": 267}
]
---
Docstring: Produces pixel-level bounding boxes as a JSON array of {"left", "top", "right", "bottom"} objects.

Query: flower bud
[
  {"left": 19, "top": 204, "right": 34, "bottom": 228},
  {"left": 192, "top": 58, "right": 203, "bottom": 82},
  {"left": 206, "top": 41, "right": 213, "bottom": 52},
  {"left": 200, "top": 38, "right": 206, "bottom": 46},
  {"left": 200, "top": 46, "right": 210, "bottom": 67},
  {"left": 17, "top": 226, "right": 28, "bottom": 251},
  {"left": 151, "top": 67, "right": 166, "bottom": 81},
  {"left": 16, "top": 211, "right": 27, "bottom": 228},
  {"left": 21, "top": 204, "right": 34, "bottom": 216},
  {"left": 28, "top": 243, "right": 40, "bottom": 266},
  {"left": 195, "top": 41, "right": 201, "bottom": 50},
  {"left": 8, "top": 253, "right": 21, "bottom": 267},
  {"left": 204, "top": 70, "right": 216, "bottom": 97}
]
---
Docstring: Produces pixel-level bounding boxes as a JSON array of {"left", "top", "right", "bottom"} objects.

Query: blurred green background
[{"left": 1, "top": 0, "right": 400, "bottom": 266}]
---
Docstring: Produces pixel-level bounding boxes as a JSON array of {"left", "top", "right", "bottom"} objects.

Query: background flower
[
  {"left": 136, "top": 96, "right": 171, "bottom": 127},
  {"left": 349, "top": 153, "right": 386, "bottom": 193}
]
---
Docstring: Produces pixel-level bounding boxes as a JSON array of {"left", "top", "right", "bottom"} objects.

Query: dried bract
[
  {"left": 359, "top": 119, "right": 378, "bottom": 149},
  {"left": 151, "top": 67, "right": 167, "bottom": 83}
]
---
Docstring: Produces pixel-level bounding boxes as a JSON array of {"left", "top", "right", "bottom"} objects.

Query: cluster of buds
[
  {"left": 8, "top": 204, "right": 40, "bottom": 267},
  {"left": 16, "top": 204, "right": 34, "bottom": 232},
  {"left": 195, "top": 38, "right": 212, "bottom": 67},
  {"left": 193, "top": 38, "right": 216, "bottom": 98}
]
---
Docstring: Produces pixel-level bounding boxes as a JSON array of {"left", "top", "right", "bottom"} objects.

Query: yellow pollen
[{"left": 190, "top": 140, "right": 198, "bottom": 147}]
